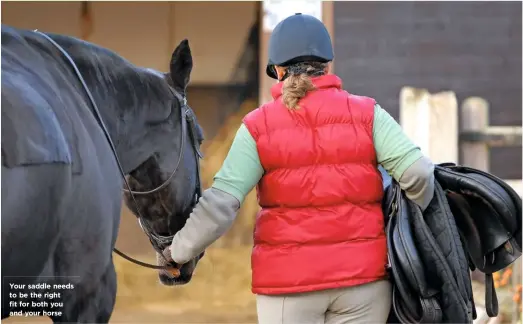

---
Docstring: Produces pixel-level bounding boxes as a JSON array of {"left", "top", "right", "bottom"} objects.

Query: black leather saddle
[
  {"left": 434, "top": 163, "right": 522, "bottom": 317},
  {"left": 383, "top": 178, "right": 473, "bottom": 323},
  {"left": 383, "top": 162, "right": 521, "bottom": 323}
]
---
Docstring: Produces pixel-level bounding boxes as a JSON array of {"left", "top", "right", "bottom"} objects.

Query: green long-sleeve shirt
[
  {"left": 169, "top": 103, "right": 435, "bottom": 265},
  {"left": 212, "top": 104, "right": 423, "bottom": 204}
]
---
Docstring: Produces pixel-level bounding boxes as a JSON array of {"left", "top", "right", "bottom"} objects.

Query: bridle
[
  {"left": 35, "top": 30, "right": 203, "bottom": 272},
  {"left": 116, "top": 89, "right": 204, "bottom": 270}
]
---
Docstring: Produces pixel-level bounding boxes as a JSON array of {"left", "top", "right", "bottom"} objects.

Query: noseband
[{"left": 35, "top": 31, "right": 203, "bottom": 272}]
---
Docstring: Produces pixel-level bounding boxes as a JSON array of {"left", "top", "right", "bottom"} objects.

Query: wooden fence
[
  {"left": 400, "top": 87, "right": 522, "bottom": 323},
  {"left": 400, "top": 87, "right": 522, "bottom": 194}
]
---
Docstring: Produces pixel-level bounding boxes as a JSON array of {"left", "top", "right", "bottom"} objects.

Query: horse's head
[{"left": 122, "top": 40, "right": 204, "bottom": 286}]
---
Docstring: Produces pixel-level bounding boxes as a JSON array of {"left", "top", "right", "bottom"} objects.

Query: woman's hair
[{"left": 281, "top": 61, "right": 328, "bottom": 110}]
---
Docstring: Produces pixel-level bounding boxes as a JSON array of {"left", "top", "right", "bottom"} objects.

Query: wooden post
[
  {"left": 399, "top": 87, "right": 459, "bottom": 164},
  {"left": 400, "top": 87, "right": 432, "bottom": 155},
  {"left": 429, "top": 91, "right": 459, "bottom": 163},
  {"left": 322, "top": 1, "right": 335, "bottom": 73},
  {"left": 461, "top": 97, "right": 490, "bottom": 171},
  {"left": 259, "top": 15, "right": 274, "bottom": 106},
  {"left": 80, "top": 1, "right": 94, "bottom": 41}
]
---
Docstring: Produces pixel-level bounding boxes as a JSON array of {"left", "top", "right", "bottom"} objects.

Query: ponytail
[{"left": 280, "top": 61, "right": 328, "bottom": 110}]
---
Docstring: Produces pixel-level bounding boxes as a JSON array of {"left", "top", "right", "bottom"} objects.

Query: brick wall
[{"left": 333, "top": 1, "right": 522, "bottom": 179}]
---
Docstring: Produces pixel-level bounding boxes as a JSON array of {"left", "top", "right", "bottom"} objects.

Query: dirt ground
[
  {"left": 2, "top": 247, "right": 258, "bottom": 324},
  {"left": 3, "top": 245, "right": 519, "bottom": 323}
]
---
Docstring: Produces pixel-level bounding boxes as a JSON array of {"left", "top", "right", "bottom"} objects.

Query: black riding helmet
[{"left": 266, "top": 13, "right": 334, "bottom": 80}]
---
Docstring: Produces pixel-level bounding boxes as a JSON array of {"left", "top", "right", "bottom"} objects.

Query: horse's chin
[{"left": 156, "top": 252, "right": 198, "bottom": 286}]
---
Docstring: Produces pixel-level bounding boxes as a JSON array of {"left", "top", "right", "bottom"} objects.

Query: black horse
[{"left": 1, "top": 25, "right": 205, "bottom": 322}]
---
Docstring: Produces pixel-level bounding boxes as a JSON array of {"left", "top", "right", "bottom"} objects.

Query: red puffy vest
[{"left": 243, "top": 74, "right": 387, "bottom": 295}]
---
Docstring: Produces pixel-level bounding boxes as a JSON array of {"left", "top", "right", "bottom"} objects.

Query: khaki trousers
[{"left": 256, "top": 279, "right": 392, "bottom": 324}]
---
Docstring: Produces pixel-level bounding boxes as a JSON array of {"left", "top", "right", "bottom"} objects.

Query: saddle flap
[
  {"left": 387, "top": 211, "right": 423, "bottom": 319},
  {"left": 445, "top": 191, "right": 484, "bottom": 270},
  {"left": 435, "top": 164, "right": 522, "bottom": 273},
  {"left": 385, "top": 181, "right": 443, "bottom": 322},
  {"left": 447, "top": 187, "right": 511, "bottom": 261}
]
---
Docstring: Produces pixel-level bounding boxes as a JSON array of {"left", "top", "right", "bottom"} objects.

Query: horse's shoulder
[{"left": 1, "top": 27, "right": 89, "bottom": 172}]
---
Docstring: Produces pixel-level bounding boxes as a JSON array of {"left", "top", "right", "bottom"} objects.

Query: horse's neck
[
  {"left": 81, "top": 72, "right": 146, "bottom": 172},
  {"left": 51, "top": 36, "right": 157, "bottom": 173}
]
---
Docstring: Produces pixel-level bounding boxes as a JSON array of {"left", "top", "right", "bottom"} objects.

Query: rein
[{"left": 34, "top": 30, "right": 203, "bottom": 273}]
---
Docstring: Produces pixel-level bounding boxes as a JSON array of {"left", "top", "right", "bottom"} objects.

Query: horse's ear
[{"left": 168, "top": 39, "right": 192, "bottom": 94}]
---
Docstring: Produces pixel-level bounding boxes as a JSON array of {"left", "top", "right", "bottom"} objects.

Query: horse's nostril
[{"left": 168, "top": 268, "right": 180, "bottom": 278}]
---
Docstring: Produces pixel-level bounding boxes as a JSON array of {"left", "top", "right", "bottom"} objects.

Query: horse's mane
[
  {"left": 53, "top": 32, "right": 174, "bottom": 116},
  {"left": 2, "top": 25, "right": 174, "bottom": 118}
]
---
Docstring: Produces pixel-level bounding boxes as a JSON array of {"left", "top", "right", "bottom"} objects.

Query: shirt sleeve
[
  {"left": 373, "top": 103, "right": 424, "bottom": 180},
  {"left": 211, "top": 123, "right": 264, "bottom": 204},
  {"left": 169, "top": 187, "right": 240, "bottom": 264},
  {"left": 169, "top": 123, "right": 264, "bottom": 264}
]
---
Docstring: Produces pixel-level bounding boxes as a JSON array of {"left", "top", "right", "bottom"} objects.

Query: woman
[{"left": 166, "top": 13, "right": 435, "bottom": 324}]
